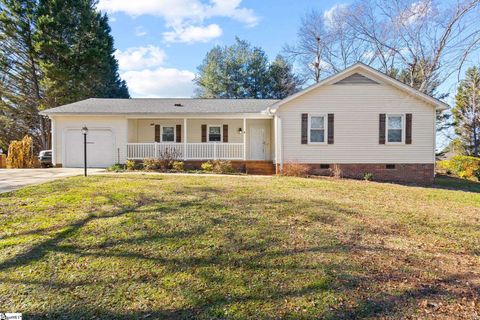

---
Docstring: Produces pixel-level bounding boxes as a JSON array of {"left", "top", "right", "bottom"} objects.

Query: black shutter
[
  {"left": 379, "top": 114, "right": 386, "bottom": 144},
  {"left": 327, "top": 114, "right": 334, "bottom": 144},
  {"left": 405, "top": 113, "right": 412, "bottom": 144},
  {"left": 201, "top": 124, "right": 207, "bottom": 142},
  {"left": 176, "top": 124, "right": 181, "bottom": 143},
  {"left": 223, "top": 124, "right": 228, "bottom": 142},
  {"left": 301, "top": 113, "right": 308, "bottom": 144},
  {"left": 155, "top": 125, "right": 160, "bottom": 142}
]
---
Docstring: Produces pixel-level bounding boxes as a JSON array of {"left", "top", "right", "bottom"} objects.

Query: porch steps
[{"left": 245, "top": 161, "right": 276, "bottom": 175}]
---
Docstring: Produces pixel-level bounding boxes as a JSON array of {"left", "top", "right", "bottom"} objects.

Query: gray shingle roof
[{"left": 41, "top": 98, "right": 279, "bottom": 115}]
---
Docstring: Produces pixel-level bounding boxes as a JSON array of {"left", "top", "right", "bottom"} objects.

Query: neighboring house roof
[
  {"left": 269, "top": 62, "right": 449, "bottom": 111},
  {"left": 41, "top": 98, "right": 280, "bottom": 115}
]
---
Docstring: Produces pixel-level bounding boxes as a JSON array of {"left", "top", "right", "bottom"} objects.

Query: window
[
  {"left": 161, "top": 126, "right": 175, "bottom": 142},
  {"left": 208, "top": 126, "right": 222, "bottom": 142},
  {"left": 386, "top": 164, "right": 396, "bottom": 170},
  {"left": 387, "top": 115, "right": 403, "bottom": 143},
  {"left": 309, "top": 115, "right": 326, "bottom": 143},
  {"left": 320, "top": 164, "right": 330, "bottom": 169}
]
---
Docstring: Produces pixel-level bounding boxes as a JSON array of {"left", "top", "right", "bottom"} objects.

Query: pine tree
[
  {"left": 453, "top": 66, "right": 480, "bottom": 157},
  {"left": 267, "top": 55, "right": 302, "bottom": 99},
  {"left": 0, "top": 0, "right": 128, "bottom": 151},
  {"left": 0, "top": 0, "right": 48, "bottom": 150},
  {"left": 195, "top": 38, "right": 300, "bottom": 99},
  {"left": 36, "top": 0, "right": 129, "bottom": 109}
]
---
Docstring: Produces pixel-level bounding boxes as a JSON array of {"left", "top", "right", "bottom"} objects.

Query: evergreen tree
[
  {"left": 0, "top": 0, "right": 128, "bottom": 151},
  {"left": 196, "top": 38, "right": 282, "bottom": 99},
  {"left": 36, "top": 0, "right": 129, "bottom": 108},
  {"left": 0, "top": 0, "right": 48, "bottom": 150},
  {"left": 267, "top": 55, "right": 303, "bottom": 99},
  {"left": 453, "top": 66, "right": 480, "bottom": 157}
]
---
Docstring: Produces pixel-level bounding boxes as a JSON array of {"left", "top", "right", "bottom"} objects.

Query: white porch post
[
  {"left": 243, "top": 117, "right": 247, "bottom": 160},
  {"left": 183, "top": 118, "right": 187, "bottom": 160}
]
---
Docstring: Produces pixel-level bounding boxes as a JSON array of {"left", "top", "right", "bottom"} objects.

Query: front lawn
[{"left": 0, "top": 174, "right": 479, "bottom": 319}]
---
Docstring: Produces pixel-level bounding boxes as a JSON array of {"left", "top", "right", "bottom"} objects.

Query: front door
[{"left": 249, "top": 125, "right": 265, "bottom": 160}]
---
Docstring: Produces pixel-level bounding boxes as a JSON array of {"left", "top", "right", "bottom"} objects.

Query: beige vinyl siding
[
  {"left": 186, "top": 119, "right": 244, "bottom": 143},
  {"left": 134, "top": 119, "right": 183, "bottom": 142},
  {"left": 52, "top": 115, "right": 128, "bottom": 165},
  {"left": 277, "top": 83, "right": 436, "bottom": 164}
]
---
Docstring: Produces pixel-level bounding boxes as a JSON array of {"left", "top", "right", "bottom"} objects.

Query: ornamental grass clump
[{"left": 6, "top": 135, "right": 38, "bottom": 168}]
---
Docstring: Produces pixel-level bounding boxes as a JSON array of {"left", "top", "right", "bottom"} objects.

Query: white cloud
[
  {"left": 115, "top": 46, "right": 166, "bottom": 71},
  {"left": 163, "top": 24, "right": 222, "bottom": 43},
  {"left": 98, "top": 0, "right": 258, "bottom": 43},
  {"left": 398, "top": 0, "right": 433, "bottom": 25},
  {"left": 323, "top": 3, "right": 349, "bottom": 29},
  {"left": 135, "top": 26, "right": 147, "bottom": 37},
  {"left": 121, "top": 67, "right": 196, "bottom": 97}
]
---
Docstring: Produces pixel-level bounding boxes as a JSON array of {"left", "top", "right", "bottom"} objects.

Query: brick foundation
[{"left": 281, "top": 163, "right": 435, "bottom": 185}]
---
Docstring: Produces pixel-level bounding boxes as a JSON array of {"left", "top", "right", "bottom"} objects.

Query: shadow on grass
[
  {"left": 433, "top": 175, "right": 480, "bottom": 193},
  {"left": 1, "top": 180, "right": 478, "bottom": 319}
]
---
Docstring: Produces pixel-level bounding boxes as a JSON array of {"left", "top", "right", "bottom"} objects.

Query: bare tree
[
  {"left": 287, "top": 0, "right": 480, "bottom": 94},
  {"left": 284, "top": 10, "right": 327, "bottom": 83},
  {"left": 346, "top": 0, "right": 480, "bottom": 94}
]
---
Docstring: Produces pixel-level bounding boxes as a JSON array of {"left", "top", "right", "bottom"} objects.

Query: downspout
[
  {"left": 50, "top": 116, "right": 56, "bottom": 167},
  {"left": 274, "top": 115, "right": 278, "bottom": 175}
]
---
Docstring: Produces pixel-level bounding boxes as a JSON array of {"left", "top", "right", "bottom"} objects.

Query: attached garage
[{"left": 63, "top": 128, "right": 115, "bottom": 168}]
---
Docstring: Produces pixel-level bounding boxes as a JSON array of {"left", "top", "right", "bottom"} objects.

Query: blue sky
[{"left": 99, "top": 0, "right": 342, "bottom": 98}]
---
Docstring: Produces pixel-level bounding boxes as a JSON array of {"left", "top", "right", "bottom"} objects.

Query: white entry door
[
  {"left": 64, "top": 128, "right": 115, "bottom": 168},
  {"left": 249, "top": 125, "right": 266, "bottom": 160}
]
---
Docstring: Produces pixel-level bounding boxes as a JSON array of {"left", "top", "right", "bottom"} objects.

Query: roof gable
[
  {"left": 270, "top": 63, "right": 449, "bottom": 111},
  {"left": 333, "top": 72, "right": 380, "bottom": 85}
]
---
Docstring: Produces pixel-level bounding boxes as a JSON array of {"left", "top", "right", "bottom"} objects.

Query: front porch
[
  {"left": 127, "top": 142, "right": 245, "bottom": 160},
  {"left": 126, "top": 117, "right": 273, "bottom": 161}
]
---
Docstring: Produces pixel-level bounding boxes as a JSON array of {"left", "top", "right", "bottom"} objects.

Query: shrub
[
  {"left": 172, "top": 161, "right": 184, "bottom": 172},
  {"left": 201, "top": 161, "right": 214, "bottom": 172},
  {"left": 201, "top": 160, "right": 236, "bottom": 174},
  {"left": 363, "top": 172, "right": 374, "bottom": 181},
  {"left": 213, "top": 160, "right": 235, "bottom": 174},
  {"left": 107, "top": 164, "right": 125, "bottom": 172},
  {"left": 143, "top": 158, "right": 162, "bottom": 171},
  {"left": 282, "top": 162, "right": 310, "bottom": 177},
  {"left": 331, "top": 164, "right": 343, "bottom": 179},
  {"left": 438, "top": 156, "right": 480, "bottom": 180},
  {"left": 125, "top": 159, "right": 136, "bottom": 171},
  {"left": 6, "top": 135, "right": 38, "bottom": 168},
  {"left": 158, "top": 147, "right": 181, "bottom": 171}
]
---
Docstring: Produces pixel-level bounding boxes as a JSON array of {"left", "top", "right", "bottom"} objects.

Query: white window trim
[
  {"left": 160, "top": 125, "right": 176, "bottom": 143},
  {"left": 308, "top": 114, "right": 327, "bottom": 145},
  {"left": 207, "top": 125, "right": 223, "bottom": 143},
  {"left": 385, "top": 114, "right": 405, "bottom": 145}
]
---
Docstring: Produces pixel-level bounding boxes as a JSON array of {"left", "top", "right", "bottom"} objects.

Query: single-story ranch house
[{"left": 41, "top": 63, "right": 448, "bottom": 184}]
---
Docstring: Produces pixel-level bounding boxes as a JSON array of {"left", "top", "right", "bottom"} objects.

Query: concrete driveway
[{"left": 0, "top": 168, "right": 105, "bottom": 194}]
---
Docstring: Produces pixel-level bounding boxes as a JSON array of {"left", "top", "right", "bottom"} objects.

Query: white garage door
[{"left": 64, "top": 129, "right": 115, "bottom": 168}]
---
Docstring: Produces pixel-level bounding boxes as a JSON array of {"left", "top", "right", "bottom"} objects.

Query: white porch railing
[{"left": 127, "top": 143, "right": 244, "bottom": 160}]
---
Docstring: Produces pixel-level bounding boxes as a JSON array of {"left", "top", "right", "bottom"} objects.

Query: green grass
[{"left": 0, "top": 174, "right": 479, "bottom": 319}]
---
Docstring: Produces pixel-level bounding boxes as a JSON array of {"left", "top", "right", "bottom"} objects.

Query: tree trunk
[{"left": 26, "top": 23, "right": 49, "bottom": 150}]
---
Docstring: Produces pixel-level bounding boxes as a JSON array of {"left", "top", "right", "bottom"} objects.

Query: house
[{"left": 41, "top": 63, "right": 448, "bottom": 184}]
